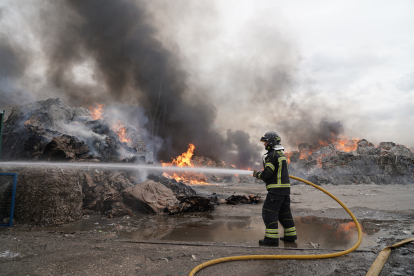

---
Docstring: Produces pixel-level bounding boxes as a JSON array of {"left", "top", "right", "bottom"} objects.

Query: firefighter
[{"left": 253, "top": 131, "right": 297, "bottom": 246}]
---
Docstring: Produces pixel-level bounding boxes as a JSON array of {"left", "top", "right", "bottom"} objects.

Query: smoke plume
[{"left": 0, "top": 0, "right": 350, "bottom": 167}]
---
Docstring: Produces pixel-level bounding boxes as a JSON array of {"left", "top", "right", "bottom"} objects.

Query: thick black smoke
[
  {"left": 0, "top": 36, "right": 33, "bottom": 107},
  {"left": 279, "top": 118, "right": 344, "bottom": 148},
  {"left": 27, "top": 1, "right": 221, "bottom": 160},
  {"left": 225, "top": 130, "right": 262, "bottom": 169},
  {"left": 0, "top": 0, "right": 261, "bottom": 165},
  {"left": 0, "top": 0, "right": 348, "bottom": 167}
]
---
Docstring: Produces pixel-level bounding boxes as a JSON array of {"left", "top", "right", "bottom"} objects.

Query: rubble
[
  {"left": 225, "top": 195, "right": 261, "bottom": 205},
  {"left": 289, "top": 139, "right": 414, "bottom": 185},
  {"left": 2, "top": 98, "right": 152, "bottom": 163},
  {"left": 174, "top": 196, "right": 215, "bottom": 213},
  {"left": 81, "top": 169, "right": 135, "bottom": 216},
  {"left": 122, "top": 180, "right": 179, "bottom": 214},
  {"left": 146, "top": 174, "right": 197, "bottom": 198},
  {"left": 0, "top": 166, "right": 84, "bottom": 226}
]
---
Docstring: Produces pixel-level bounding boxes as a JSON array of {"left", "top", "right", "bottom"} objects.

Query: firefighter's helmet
[{"left": 260, "top": 131, "right": 282, "bottom": 150}]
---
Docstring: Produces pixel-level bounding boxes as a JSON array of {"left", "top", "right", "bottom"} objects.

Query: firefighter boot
[
  {"left": 259, "top": 239, "right": 279, "bottom": 246},
  {"left": 280, "top": 236, "right": 297, "bottom": 243}
]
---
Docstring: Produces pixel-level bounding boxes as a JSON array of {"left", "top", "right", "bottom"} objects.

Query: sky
[
  {"left": 0, "top": 0, "right": 413, "bottom": 155},
  {"left": 150, "top": 0, "right": 414, "bottom": 149}
]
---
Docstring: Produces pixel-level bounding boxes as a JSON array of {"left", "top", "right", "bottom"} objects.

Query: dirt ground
[{"left": 1, "top": 183, "right": 414, "bottom": 276}]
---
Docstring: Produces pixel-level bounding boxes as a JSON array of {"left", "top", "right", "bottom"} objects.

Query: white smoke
[{"left": 59, "top": 121, "right": 107, "bottom": 144}]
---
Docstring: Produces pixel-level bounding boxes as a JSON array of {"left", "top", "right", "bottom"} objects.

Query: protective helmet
[{"left": 260, "top": 131, "right": 281, "bottom": 151}]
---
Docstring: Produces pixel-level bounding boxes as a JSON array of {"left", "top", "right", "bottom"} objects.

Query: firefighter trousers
[{"left": 262, "top": 193, "right": 297, "bottom": 242}]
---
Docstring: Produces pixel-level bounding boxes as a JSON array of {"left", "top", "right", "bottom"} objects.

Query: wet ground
[
  {"left": 1, "top": 183, "right": 414, "bottom": 275},
  {"left": 37, "top": 212, "right": 414, "bottom": 251}
]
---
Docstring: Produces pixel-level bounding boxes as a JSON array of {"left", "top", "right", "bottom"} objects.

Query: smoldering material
[{"left": 31, "top": 0, "right": 242, "bottom": 162}]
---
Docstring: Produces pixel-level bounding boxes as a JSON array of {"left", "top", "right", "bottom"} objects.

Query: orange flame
[
  {"left": 334, "top": 136, "right": 359, "bottom": 152},
  {"left": 89, "top": 103, "right": 105, "bottom": 120},
  {"left": 285, "top": 134, "right": 359, "bottom": 167},
  {"left": 162, "top": 144, "right": 210, "bottom": 185},
  {"left": 165, "top": 143, "right": 195, "bottom": 167},
  {"left": 111, "top": 121, "right": 132, "bottom": 144}
]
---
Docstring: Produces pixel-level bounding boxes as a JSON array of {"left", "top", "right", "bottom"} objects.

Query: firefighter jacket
[{"left": 256, "top": 149, "right": 290, "bottom": 195}]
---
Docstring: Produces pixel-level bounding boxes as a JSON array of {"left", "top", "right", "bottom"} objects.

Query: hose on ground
[
  {"left": 366, "top": 237, "right": 414, "bottom": 276},
  {"left": 189, "top": 175, "right": 363, "bottom": 276}
]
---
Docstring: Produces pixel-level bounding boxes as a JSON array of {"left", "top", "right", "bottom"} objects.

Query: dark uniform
[{"left": 254, "top": 132, "right": 297, "bottom": 245}]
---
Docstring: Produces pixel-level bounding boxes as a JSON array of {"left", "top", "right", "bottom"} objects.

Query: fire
[
  {"left": 162, "top": 172, "right": 208, "bottom": 185},
  {"left": 162, "top": 144, "right": 210, "bottom": 185},
  {"left": 334, "top": 136, "right": 359, "bottom": 152},
  {"left": 166, "top": 143, "right": 195, "bottom": 167},
  {"left": 285, "top": 134, "right": 359, "bottom": 166},
  {"left": 111, "top": 121, "right": 132, "bottom": 144},
  {"left": 89, "top": 103, "right": 105, "bottom": 120}
]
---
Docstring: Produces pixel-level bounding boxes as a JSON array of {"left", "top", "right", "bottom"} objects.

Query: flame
[
  {"left": 162, "top": 172, "right": 208, "bottom": 185},
  {"left": 89, "top": 103, "right": 105, "bottom": 120},
  {"left": 300, "top": 151, "right": 309, "bottom": 159},
  {"left": 334, "top": 137, "right": 359, "bottom": 152},
  {"left": 167, "top": 143, "right": 195, "bottom": 167},
  {"left": 111, "top": 121, "right": 132, "bottom": 144},
  {"left": 285, "top": 134, "right": 359, "bottom": 167},
  {"left": 117, "top": 127, "right": 130, "bottom": 143},
  {"left": 162, "top": 144, "right": 210, "bottom": 185}
]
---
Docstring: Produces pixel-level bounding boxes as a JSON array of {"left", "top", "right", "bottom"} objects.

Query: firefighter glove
[{"left": 253, "top": 170, "right": 258, "bottom": 178}]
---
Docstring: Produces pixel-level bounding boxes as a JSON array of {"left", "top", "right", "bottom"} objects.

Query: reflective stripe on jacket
[{"left": 257, "top": 149, "right": 290, "bottom": 195}]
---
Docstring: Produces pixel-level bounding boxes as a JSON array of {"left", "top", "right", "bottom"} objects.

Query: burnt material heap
[
  {"left": 289, "top": 139, "right": 414, "bottom": 185},
  {"left": 2, "top": 98, "right": 152, "bottom": 163}
]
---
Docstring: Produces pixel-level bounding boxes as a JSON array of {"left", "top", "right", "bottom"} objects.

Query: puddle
[{"left": 31, "top": 214, "right": 413, "bottom": 250}]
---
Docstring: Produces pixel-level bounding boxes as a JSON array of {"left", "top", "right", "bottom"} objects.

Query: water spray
[{"left": 0, "top": 162, "right": 253, "bottom": 175}]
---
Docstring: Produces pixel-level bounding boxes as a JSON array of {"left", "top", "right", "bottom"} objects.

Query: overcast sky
[
  {"left": 151, "top": 0, "right": 414, "bottom": 149},
  {"left": 1, "top": 0, "right": 413, "bottom": 150}
]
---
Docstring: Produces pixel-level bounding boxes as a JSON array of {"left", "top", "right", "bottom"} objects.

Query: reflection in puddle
[
  {"left": 39, "top": 214, "right": 413, "bottom": 250},
  {"left": 118, "top": 215, "right": 413, "bottom": 250}
]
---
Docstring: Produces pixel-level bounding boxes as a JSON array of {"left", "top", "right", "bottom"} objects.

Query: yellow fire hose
[
  {"left": 366, "top": 237, "right": 414, "bottom": 276},
  {"left": 189, "top": 175, "right": 363, "bottom": 276}
]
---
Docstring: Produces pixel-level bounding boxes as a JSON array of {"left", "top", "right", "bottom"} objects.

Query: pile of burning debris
[
  {"left": 1, "top": 98, "right": 152, "bottom": 163},
  {"left": 287, "top": 139, "right": 414, "bottom": 185},
  {"left": 161, "top": 145, "right": 249, "bottom": 185},
  {"left": 1, "top": 98, "right": 413, "bottom": 226},
  {"left": 0, "top": 99, "right": 261, "bottom": 225}
]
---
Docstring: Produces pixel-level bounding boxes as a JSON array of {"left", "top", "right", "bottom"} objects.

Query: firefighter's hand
[{"left": 253, "top": 170, "right": 258, "bottom": 178}]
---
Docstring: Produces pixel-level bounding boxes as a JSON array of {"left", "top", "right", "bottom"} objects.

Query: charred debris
[
  {"left": 1, "top": 98, "right": 413, "bottom": 226},
  {"left": 288, "top": 140, "right": 414, "bottom": 185},
  {"left": 0, "top": 99, "right": 260, "bottom": 226}
]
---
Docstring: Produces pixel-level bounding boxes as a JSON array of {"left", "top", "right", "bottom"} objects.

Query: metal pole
[{"left": 0, "top": 109, "right": 4, "bottom": 159}]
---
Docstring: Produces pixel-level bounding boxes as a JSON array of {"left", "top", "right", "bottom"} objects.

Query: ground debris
[
  {"left": 225, "top": 194, "right": 261, "bottom": 205},
  {"left": 310, "top": 242, "right": 320, "bottom": 248},
  {"left": 166, "top": 196, "right": 215, "bottom": 214},
  {"left": 0, "top": 250, "right": 20, "bottom": 258}
]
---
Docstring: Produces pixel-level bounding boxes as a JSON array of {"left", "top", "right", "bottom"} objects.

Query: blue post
[{"left": 0, "top": 173, "right": 18, "bottom": 227}]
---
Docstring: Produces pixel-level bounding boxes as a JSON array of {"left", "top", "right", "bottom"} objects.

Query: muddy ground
[{"left": 1, "top": 183, "right": 414, "bottom": 276}]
